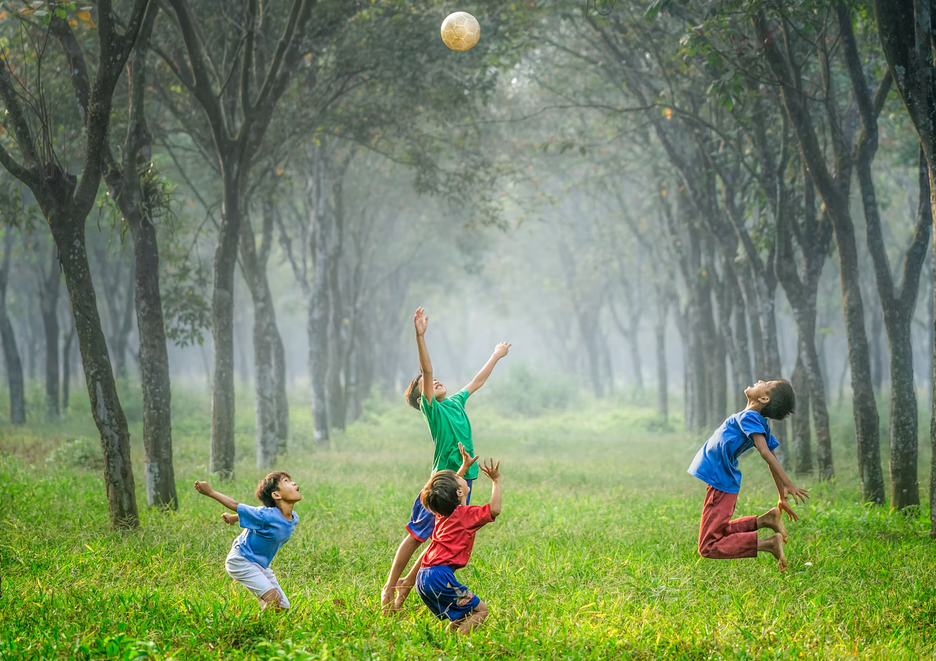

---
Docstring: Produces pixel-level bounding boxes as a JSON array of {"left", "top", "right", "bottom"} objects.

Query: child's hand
[
  {"left": 414, "top": 307, "right": 428, "bottom": 336},
  {"left": 778, "top": 498, "right": 799, "bottom": 522},
  {"left": 457, "top": 442, "right": 479, "bottom": 473},
  {"left": 493, "top": 342, "right": 511, "bottom": 358},
  {"left": 480, "top": 457, "right": 501, "bottom": 482},
  {"left": 194, "top": 480, "right": 213, "bottom": 496},
  {"left": 785, "top": 484, "right": 810, "bottom": 505},
  {"left": 221, "top": 512, "right": 238, "bottom": 525}
]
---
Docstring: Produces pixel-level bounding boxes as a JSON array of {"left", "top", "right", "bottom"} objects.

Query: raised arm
[
  {"left": 456, "top": 442, "right": 479, "bottom": 478},
  {"left": 465, "top": 343, "right": 511, "bottom": 395},
  {"left": 479, "top": 458, "right": 502, "bottom": 518},
  {"left": 194, "top": 480, "right": 240, "bottom": 512},
  {"left": 414, "top": 307, "right": 434, "bottom": 403}
]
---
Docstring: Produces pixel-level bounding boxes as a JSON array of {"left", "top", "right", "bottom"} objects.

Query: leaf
[
  {"left": 77, "top": 9, "right": 96, "bottom": 27},
  {"left": 0, "top": 12, "right": 7, "bottom": 19}
]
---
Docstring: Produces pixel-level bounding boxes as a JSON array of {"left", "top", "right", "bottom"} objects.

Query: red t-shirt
[{"left": 421, "top": 503, "right": 495, "bottom": 570}]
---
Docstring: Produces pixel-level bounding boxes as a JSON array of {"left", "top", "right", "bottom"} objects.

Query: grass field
[{"left": 1, "top": 383, "right": 935, "bottom": 660}]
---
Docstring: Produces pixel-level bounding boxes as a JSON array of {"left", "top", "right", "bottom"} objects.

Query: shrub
[{"left": 45, "top": 437, "right": 104, "bottom": 471}]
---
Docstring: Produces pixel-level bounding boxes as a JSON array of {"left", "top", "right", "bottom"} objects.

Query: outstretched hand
[
  {"left": 786, "top": 484, "right": 810, "bottom": 505},
  {"left": 458, "top": 442, "right": 479, "bottom": 474},
  {"left": 221, "top": 512, "right": 238, "bottom": 525},
  {"left": 414, "top": 307, "right": 428, "bottom": 336},
  {"left": 479, "top": 457, "right": 501, "bottom": 482},
  {"left": 194, "top": 480, "right": 213, "bottom": 496},
  {"left": 493, "top": 342, "right": 511, "bottom": 358}
]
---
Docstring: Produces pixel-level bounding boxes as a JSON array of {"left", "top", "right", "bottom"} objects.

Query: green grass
[{"left": 0, "top": 385, "right": 935, "bottom": 660}]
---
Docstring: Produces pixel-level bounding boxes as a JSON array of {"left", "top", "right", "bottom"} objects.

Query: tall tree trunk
[
  {"left": 52, "top": 216, "right": 139, "bottom": 527},
  {"left": 39, "top": 253, "right": 61, "bottom": 420},
  {"left": 0, "top": 230, "right": 25, "bottom": 424},
  {"left": 654, "top": 295, "right": 668, "bottom": 426},
  {"left": 61, "top": 321, "right": 75, "bottom": 412},
  {"left": 790, "top": 347, "right": 813, "bottom": 475},
  {"left": 328, "top": 257, "right": 347, "bottom": 430},
  {"left": 239, "top": 213, "right": 282, "bottom": 469},
  {"left": 209, "top": 166, "right": 244, "bottom": 478},
  {"left": 309, "top": 149, "right": 331, "bottom": 445},
  {"left": 273, "top": 329, "right": 289, "bottom": 450},
  {"left": 112, "top": 254, "right": 136, "bottom": 381}
]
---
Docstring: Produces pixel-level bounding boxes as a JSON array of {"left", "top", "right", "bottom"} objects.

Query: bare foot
[
  {"left": 392, "top": 580, "right": 414, "bottom": 611},
  {"left": 758, "top": 507, "right": 788, "bottom": 542},
  {"left": 759, "top": 533, "right": 787, "bottom": 573},
  {"left": 380, "top": 584, "right": 395, "bottom": 614}
]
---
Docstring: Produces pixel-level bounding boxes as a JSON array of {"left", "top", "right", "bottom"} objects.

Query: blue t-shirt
[
  {"left": 687, "top": 410, "right": 779, "bottom": 493},
  {"left": 231, "top": 504, "right": 298, "bottom": 569}
]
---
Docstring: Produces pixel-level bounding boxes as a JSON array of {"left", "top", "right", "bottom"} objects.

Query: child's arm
[
  {"left": 479, "top": 458, "right": 502, "bottom": 517},
  {"left": 222, "top": 512, "right": 239, "bottom": 525},
  {"left": 194, "top": 480, "right": 239, "bottom": 512},
  {"left": 456, "top": 442, "right": 479, "bottom": 478},
  {"left": 753, "top": 435, "right": 809, "bottom": 518},
  {"left": 414, "top": 307, "right": 434, "bottom": 403},
  {"left": 465, "top": 343, "right": 511, "bottom": 395}
]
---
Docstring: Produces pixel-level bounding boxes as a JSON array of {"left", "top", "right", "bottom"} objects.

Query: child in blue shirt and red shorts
[
  {"left": 194, "top": 471, "right": 301, "bottom": 610},
  {"left": 416, "top": 455, "right": 502, "bottom": 634},
  {"left": 688, "top": 380, "right": 809, "bottom": 572}
]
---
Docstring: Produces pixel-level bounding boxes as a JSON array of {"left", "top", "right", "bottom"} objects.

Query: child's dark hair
[
  {"left": 404, "top": 375, "right": 422, "bottom": 410},
  {"left": 761, "top": 379, "right": 796, "bottom": 420},
  {"left": 256, "top": 471, "right": 291, "bottom": 507},
  {"left": 420, "top": 470, "right": 461, "bottom": 517}
]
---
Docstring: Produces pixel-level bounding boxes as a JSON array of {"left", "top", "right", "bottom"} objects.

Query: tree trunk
[
  {"left": 39, "top": 255, "right": 61, "bottom": 420},
  {"left": 328, "top": 259, "right": 347, "bottom": 430},
  {"left": 273, "top": 328, "right": 289, "bottom": 450},
  {"left": 209, "top": 166, "right": 243, "bottom": 479},
  {"left": 239, "top": 213, "right": 281, "bottom": 469},
  {"left": 654, "top": 299, "right": 668, "bottom": 426},
  {"left": 790, "top": 347, "right": 813, "bottom": 475},
  {"left": 0, "top": 230, "right": 25, "bottom": 424},
  {"left": 112, "top": 254, "right": 136, "bottom": 381},
  {"left": 62, "top": 321, "right": 75, "bottom": 411},
  {"left": 129, "top": 214, "right": 177, "bottom": 508},
  {"left": 53, "top": 216, "right": 139, "bottom": 527},
  {"left": 309, "top": 150, "right": 331, "bottom": 445}
]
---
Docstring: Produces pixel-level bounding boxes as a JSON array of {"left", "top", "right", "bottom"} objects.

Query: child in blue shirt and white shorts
[{"left": 195, "top": 471, "right": 301, "bottom": 610}]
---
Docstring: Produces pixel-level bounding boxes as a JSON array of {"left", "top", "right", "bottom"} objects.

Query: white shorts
[{"left": 225, "top": 548, "right": 290, "bottom": 609}]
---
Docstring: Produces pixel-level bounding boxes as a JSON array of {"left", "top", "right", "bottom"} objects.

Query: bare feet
[
  {"left": 380, "top": 584, "right": 395, "bottom": 614},
  {"left": 758, "top": 533, "right": 787, "bottom": 572},
  {"left": 757, "top": 507, "right": 788, "bottom": 542}
]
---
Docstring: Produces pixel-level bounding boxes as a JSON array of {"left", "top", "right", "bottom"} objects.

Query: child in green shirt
[{"left": 380, "top": 307, "right": 510, "bottom": 613}]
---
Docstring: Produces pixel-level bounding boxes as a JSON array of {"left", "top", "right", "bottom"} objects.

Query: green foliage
[
  {"left": 44, "top": 436, "right": 104, "bottom": 471},
  {"left": 487, "top": 363, "right": 579, "bottom": 417}
]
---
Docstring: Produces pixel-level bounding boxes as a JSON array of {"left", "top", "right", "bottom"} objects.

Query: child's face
[
  {"left": 432, "top": 379, "right": 447, "bottom": 401},
  {"left": 745, "top": 380, "right": 780, "bottom": 403},
  {"left": 273, "top": 477, "right": 302, "bottom": 504}
]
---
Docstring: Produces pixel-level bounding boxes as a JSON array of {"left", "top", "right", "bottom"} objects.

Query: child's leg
[
  {"left": 756, "top": 507, "right": 788, "bottom": 541},
  {"left": 226, "top": 551, "right": 286, "bottom": 611},
  {"left": 382, "top": 491, "right": 435, "bottom": 612},
  {"left": 698, "top": 486, "right": 757, "bottom": 559},
  {"left": 450, "top": 601, "right": 488, "bottom": 635},
  {"left": 381, "top": 534, "right": 423, "bottom": 611}
]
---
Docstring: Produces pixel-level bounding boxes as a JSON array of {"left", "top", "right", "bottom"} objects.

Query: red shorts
[{"left": 698, "top": 485, "right": 758, "bottom": 559}]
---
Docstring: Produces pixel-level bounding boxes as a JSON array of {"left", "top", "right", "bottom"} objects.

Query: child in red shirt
[{"left": 412, "top": 456, "right": 502, "bottom": 634}]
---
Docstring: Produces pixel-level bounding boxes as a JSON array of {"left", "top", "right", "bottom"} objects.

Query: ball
[{"left": 440, "top": 12, "right": 480, "bottom": 52}]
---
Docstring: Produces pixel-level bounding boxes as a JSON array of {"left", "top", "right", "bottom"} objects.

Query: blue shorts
[
  {"left": 406, "top": 479, "right": 473, "bottom": 542},
  {"left": 416, "top": 565, "right": 481, "bottom": 622}
]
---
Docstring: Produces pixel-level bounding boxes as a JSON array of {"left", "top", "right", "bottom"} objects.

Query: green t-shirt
[{"left": 420, "top": 389, "right": 477, "bottom": 480}]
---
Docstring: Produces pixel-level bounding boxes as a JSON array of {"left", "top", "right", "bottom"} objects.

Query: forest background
[{"left": 1, "top": 0, "right": 936, "bottom": 659}]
